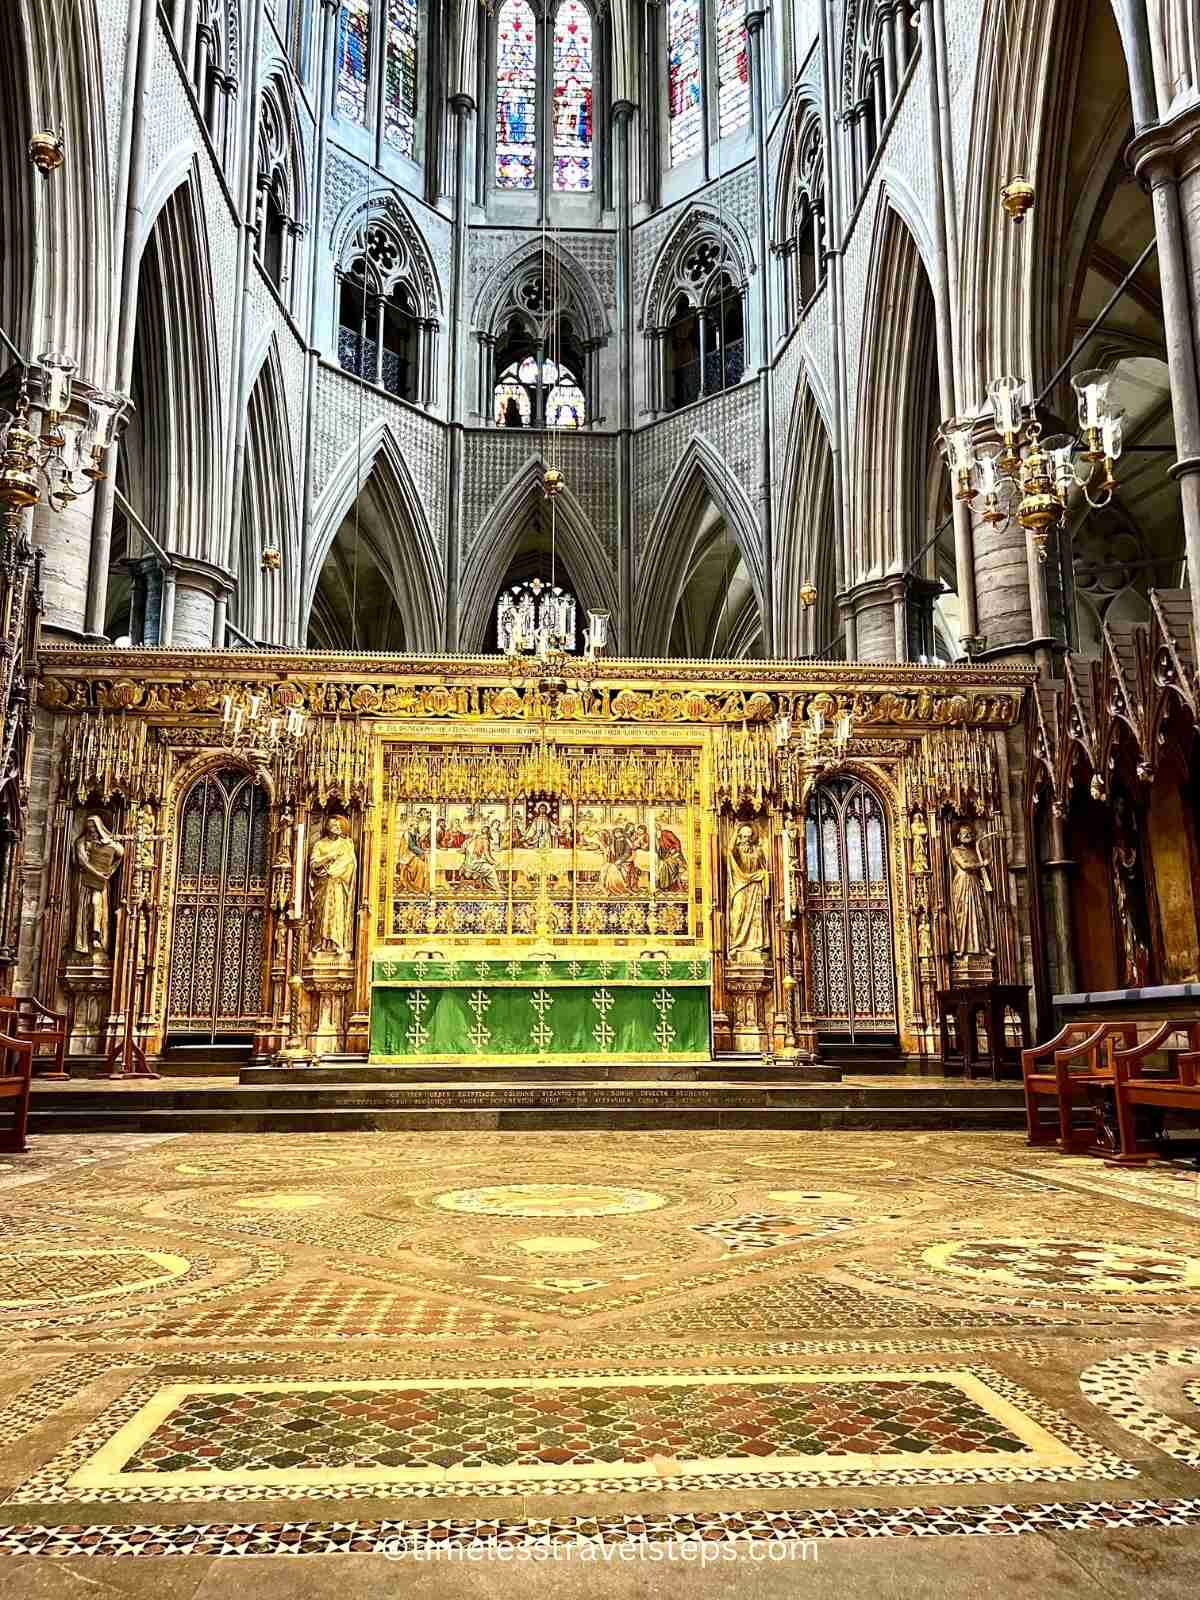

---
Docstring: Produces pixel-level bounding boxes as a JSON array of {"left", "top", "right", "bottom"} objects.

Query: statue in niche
[
  {"left": 910, "top": 812, "right": 930, "bottom": 875},
  {"left": 308, "top": 816, "right": 358, "bottom": 955},
  {"left": 726, "top": 823, "right": 769, "bottom": 961},
  {"left": 70, "top": 816, "right": 124, "bottom": 958},
  {"left": 949, "top": 824, "right": 994, "bottom": 956},
  {"left": 1112, "top": 792, "right": 1151, "bottom": 986}
]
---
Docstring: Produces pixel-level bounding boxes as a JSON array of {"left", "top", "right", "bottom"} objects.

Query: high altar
[{"left": 34, "top": 650, "right": 1033, "bottom": 1069}]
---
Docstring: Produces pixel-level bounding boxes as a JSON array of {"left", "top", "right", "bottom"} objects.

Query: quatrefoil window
[{"left": 367, "top": 227, "right": 400, "bottom": 272}]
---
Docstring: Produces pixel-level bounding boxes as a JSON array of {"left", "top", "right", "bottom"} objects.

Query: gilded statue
[
  {"left": 949, "top": 824, "right": 994, "bottom": 955},
  {"left": 1112, "top": 793, "right": 1151, "bottom": 986},
  {"left": 726, "top": 823, "right": 769, "bottom": 961},
  {"left": 70, "top": 816, "right": 124, "bottom": 958},
  {"left": 308, "top": 816, "right": 358, "bottom": 955},
  {"left": 910, "top": 812, "right": 930, "bottom": 875}
]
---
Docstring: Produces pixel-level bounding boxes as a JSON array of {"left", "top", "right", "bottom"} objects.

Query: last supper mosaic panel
[{"left": 377, "top": 740, "right": 704, "bottom": 946}]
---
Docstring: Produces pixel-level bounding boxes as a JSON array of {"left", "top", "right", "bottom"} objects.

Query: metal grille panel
[
  {"left": 804, "top": 778, "right": 898, "bottom": 1039},
  {"left": 167, "top": 770, "right": 269, "bottom": 1038}
]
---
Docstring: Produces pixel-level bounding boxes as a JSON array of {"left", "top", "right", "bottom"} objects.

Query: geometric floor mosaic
[{"left": 1, "top": 1127, "right": 1199, "bottom": 1563}]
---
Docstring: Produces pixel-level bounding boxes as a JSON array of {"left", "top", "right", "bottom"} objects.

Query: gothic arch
[
  {"left": 306, "top": 419, "right": 444, "bottom": 651},
  {"left": 457, "top": 456, "right": 618, "bottom": 652},
  {"left": 773, "top": 94, "right": 827, "bottom": 326},
  {"left": 257, "top": 69, "right": 309, "bottom": 229},
  {"left": 330, "top": 191, "right": 444, "bottom": 321},
  {"left": 127, "top": 163, "right": 225, "bottom": 568},
  {"left": 635, "top": 432, "right": 765, "bottom": 655},
  {"left": 0, "top": 0, "right": 112, "bottom": 379},
  {"left": 236, "top": 339, "right": 299, "bottom": 646},
  {"left": 471, "top": 237, "right": 608, "bottom": 343},
  {"left": 851, "top": 196, "right": 941, "bottom": 583},
  {"left": 777, "top": 365, "right": 838, "bottom": 657},
  {"left": 641, "top": 203, "right": 756, "bottom": 333},
  {"left": 958, "top": 0, "right": 1089, "bottom": 405}
]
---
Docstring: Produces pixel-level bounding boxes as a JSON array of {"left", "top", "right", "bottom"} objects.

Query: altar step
[{"left": 27, "top": 1076, "right": 1025, "bottom": 1134}]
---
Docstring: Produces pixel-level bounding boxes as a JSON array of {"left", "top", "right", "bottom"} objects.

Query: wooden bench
[
  {"left": 1112, "top": 1021, "right": 1200, "bottom": 1164},
  {"left": 1021, "top": 1022, "right": 1133, "bottom": 1150},
  {"left": 0, "top": 995, "right": 68, "bottom": 1080},
  {"left": 0, "top": 1032, "right": 33, "bottom": 1152}
]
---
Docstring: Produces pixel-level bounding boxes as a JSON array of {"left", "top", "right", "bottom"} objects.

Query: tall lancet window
[
  {"left": 335, "top": 0, "right": 372, "bottom": 125},
  {"left": 384, "top": 0, "right": 419, "bottom": 157},
  {"left": 552, "top": 0, "right": 593, "bottom": 192},
  {"left": 715, "top": 0, "right": 749, "bottom": 137},
  {"left": 496, "top": 0, "right": 538, "bottom": 190},
  {"left": 667, "top": 0, "right": 702, "bottom": 166}
]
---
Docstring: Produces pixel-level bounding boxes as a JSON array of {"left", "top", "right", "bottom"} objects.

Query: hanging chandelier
[
  {"left": 774, "top": 699, "right": 853, "bottom": 776},
  {"left": 938, "top": 370, "right": 1123, "bottom": 562},
  {"left": 0, "top": 357, "right": 130, "bottom": 515},
  {"left": 221, "top": 687, "right": 308, "bottom": 757}
]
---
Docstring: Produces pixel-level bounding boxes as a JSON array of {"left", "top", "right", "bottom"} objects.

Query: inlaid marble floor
[{"left": 1, "top": 1128, "right": 1199, "bottom": 1594}]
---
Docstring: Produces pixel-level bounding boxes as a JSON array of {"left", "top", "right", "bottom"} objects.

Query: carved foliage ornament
[{"left": 42, "top": 675, "right": 1024, "bottom": 731}]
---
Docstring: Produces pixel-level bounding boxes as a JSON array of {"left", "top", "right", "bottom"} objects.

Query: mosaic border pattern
[
  {"left": 0, "top": 1498, "right": 1197, "bottom": 1558},
  {"left": 1079, "top": 1346, "right": 1200, "bottom": 1468}
]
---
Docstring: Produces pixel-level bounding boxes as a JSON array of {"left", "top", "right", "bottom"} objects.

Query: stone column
[
  {"left": 881, "top": 5, "right": 899, "bottom": 103},
  {"left": 1130, "top": 107, "right": 1200, "bottom": 648},
  {"left": 613, "top": 98, "right": 636, "bottom": 646},
  {"left": 166, "top": 555, "right": 235, "bottom": 647},
  {"left": 444, "top": 93, "right": 475, "bottom": 650}
]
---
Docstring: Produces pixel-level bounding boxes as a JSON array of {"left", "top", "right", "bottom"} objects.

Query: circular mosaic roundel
[
  {"left": 745, "top": 1153, "right": 896, "bottom": 1175},
  {"left": 924, "top": 1238, "right": 1200, "bottom": 1295},
  {"left": 432, "top": 1184, "right": 669, "bottom": 1218},
  {"left": 0, "top": 1248, "right": 191, "bottom": 1309}
]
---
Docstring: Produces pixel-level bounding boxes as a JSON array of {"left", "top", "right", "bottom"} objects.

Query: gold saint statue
[
  {"left": 949, "top": 824, "right": 994, "bottom": 955},
  {"left": 726, "top": 823, "right": 769, "bottom": 960},
  {"left": 308, "top": 816, "right": 358, "bottom": 954},
  {"left": 71, "top": 816, "right": 124, "bottom": 957}
]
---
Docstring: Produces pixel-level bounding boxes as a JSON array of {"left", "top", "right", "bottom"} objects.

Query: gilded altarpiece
[
  {"left": 31, "top": 651, "right": 1033, "bottom": 1070},
  {"left": 370, "top": 732, "right": 711, "bottom": 1062}
]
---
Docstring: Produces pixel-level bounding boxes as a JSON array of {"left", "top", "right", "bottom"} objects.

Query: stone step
[
  {"left": 27, "top": 1077, "right": 1025, "bottom": 1133},
  {"left": 28, "top": 1103, "right": 1025, "bottom": 1134}
]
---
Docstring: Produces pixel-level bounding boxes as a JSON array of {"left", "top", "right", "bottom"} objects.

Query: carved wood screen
[
  {"left": 166, "top": 770, "right": 269, "bottom": 1039},
  {"left": 804, "top": 777, "right": 898, "bottom": 1039}
]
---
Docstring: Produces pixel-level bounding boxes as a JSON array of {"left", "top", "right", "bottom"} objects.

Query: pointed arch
[
  {"left": 330, "top": 189, "right": 444, "bottom": 321},
  {"left": 778, "top": 364, "right": 838, "bottom": 657},
  {"left": 0, "top": 0, "right": 112, "bottom": 378},
  {"left": 635, "top": 432, "right": 765, "bottom": 655},
  {"left": 851, "top": 196, "right": 941, "bottom": 582},
  {"left": 641, "top": 202, "right": 756, "bottom": 333},
  {"left": 773, "top": 93, "right": 827, "bottom": 329},
  {"left": 458, "top": 456, "right": 618, "bottom": 651},
  {"left": 235, "top": 339, "right": 299, "bottom": 646},
  {"left": 306, "top": 419, "right": 444, "bottom": 651},
  {"left": 126, "top": 163, "right": 225, "bottom": 567},
  {"left": 471, "top": 235, "right": 608, "bottom": 343}
]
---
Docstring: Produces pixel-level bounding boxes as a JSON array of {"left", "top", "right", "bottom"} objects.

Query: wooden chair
[
  {"left": 1113, "top": 1020, "right": 1200, "bottom": 1164},
  {"left": 0, "top": 1032, "right": 33, "bottom": 1152},
  {"left": 0, "top": 995, "right": 67, "bottom": 1080},
  {"left": 1050, "top": 1022, "right": 1137, "bottom": 1153},
  {"left": 1022, "top": 1024, "right": 1093, "bottom": 1145}
]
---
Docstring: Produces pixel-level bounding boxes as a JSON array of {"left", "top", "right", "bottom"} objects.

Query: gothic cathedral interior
[{"left": 3, "top": 0, "right": 1200, "bottom": 1593}]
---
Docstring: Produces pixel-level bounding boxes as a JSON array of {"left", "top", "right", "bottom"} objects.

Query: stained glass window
[
  {"left": 384, "top": 0, "right": 419, "bottom": 157},
  {"left": 496, "top": 0, "right": 537, "bottom": 190},
  {"left": 552, "top": 0, "right": 593, "bottom": 192},
  {"left": 494, "top": 365, "right": 532, "bottom": 425},
  {"left": 667, "top": 0, "right": 702, "bottom": 166},
  {"left": 716, "top": 0, "right": 750, "bottom": 137},
  {"left": 547, "top": 368, "right": 585, "bottom": 426},
  {"left": 335, "top": 0, "right": 372, "bottom": 126}
]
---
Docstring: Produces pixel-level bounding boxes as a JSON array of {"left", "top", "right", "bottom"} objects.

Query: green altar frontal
[{"left": 369, "top": 955, "right": 713, "bottom": 1063}]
